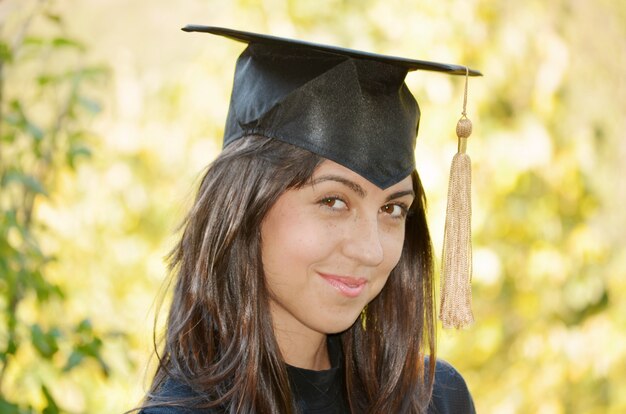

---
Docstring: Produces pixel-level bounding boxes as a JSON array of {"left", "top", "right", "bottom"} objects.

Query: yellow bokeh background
[{"left": 1, "top": 0, "right": 626, "bottom": 413}]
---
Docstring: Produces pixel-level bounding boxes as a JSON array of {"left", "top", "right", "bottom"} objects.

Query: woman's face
[{"left": 261, "top": 159, "right": 415, "bottom": 340}]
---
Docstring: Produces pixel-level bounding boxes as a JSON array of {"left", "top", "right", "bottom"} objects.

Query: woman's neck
[{"left": 273, "top": 326, "right": 330, "bottom": 370}]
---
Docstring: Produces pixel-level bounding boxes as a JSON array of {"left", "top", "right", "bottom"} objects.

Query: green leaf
[
  {"left": 67, "top": 143, "right": 92, "bottom": 169},
  {"left": 44, "top": 12, "right": 63, "bottom": 26},
  {"left": 2, "top": 171, "right": 48, "bottom": 196},
  {"left": 6, "top": 100, "right": 45, "bottom": 141},
  {"left": 68, "top": 338, "right": 110, "bottom": 377},
  {"left": 6, "top": 101, "right": 25, "bottom": 128},
  {"left": 30, "top": 324, "right": 59, "bottom": 359},
  {"left": 77, "top": 95, "right": 102, "bottom": 114},
  {"left": 67, "top": 320, "right": 111, "bottom": 376},
  {"left": 5, "top": 209, "right": 18, "bottom": 227},
  {"left": 0, "top": 41, "right": 12, "bottom": 63},
  {"left": 51, "top": 37, "right": 86, "bottom": 52},
  {"left": 0, "top": 399, "right": 20, "bottom": 414},
  {"left": 41, "top": 385, "right": 60, "bottom": 414},
  {"left": 23, "top": 36, "right": 46, "bottom": 47},
  {"left": 3, "top": 112, "right": 21, "bottom": 127},
  {"left": 32, "top": 270, "right": 64, "bottom": 303},
  {"left": 25, "top": 174, "right": 47, "bottom": 195},
  {"left": 1, "top": 131, "right": 16, "bottom": 143},
  {"left": 76, "top": 319, "right": 93, "bottom": 334},
  {"left": 26, "top": 121, "right": 44, "bottom": 141},
  {"left": 0, "top": 232, "right": 19, "bottom": 256},
  {"left": 73, "top": 65, "right": 109, "bottom": 81},
  {"left": 78, "top": 337, "right": 103, "bottom": 358},
  {"left": 64, "top": 337, "right": 107, "bottom": 376},
  {"left": 63, "top": 350, "right": 84, "bottom": 372},
  {"left": 51, "top": 284, "right": 65, "bottom": 300},
  {"left": 6, "top": 336, "right": 18, "bottom": 355},
  {"left": 70, "top": 144, "right": 92, "bottom": 158},
  {"left": 37, "top": 73, "right": 60, "bottom": 86}
]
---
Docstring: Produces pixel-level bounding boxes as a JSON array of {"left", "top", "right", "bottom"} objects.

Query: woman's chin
[{"left": 319, "top": 312, "right": 364, "bottom": 335}]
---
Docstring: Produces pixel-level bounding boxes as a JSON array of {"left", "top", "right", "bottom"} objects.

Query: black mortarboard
[{"left": 182, "top": 25, "right": 481, "bottom": 189}]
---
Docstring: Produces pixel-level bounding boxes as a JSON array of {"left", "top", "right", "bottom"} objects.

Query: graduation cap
[{"left": 182, "top": 25, "right": 480, "bottom": 329}]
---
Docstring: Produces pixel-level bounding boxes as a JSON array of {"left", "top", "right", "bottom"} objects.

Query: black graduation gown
[{"left": 140, "top": 339, "right": 475, "bottom": 414}]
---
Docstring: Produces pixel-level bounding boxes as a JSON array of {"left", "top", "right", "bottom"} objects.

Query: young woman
[{"left": 137, "top": 26, "right": 477, "bottom": 414}]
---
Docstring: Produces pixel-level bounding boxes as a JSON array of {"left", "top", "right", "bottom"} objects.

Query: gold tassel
[{"left": 440, "top": 67, "right": 474, "bottom": 329}]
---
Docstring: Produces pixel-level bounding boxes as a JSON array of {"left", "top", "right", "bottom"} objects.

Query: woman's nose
[{"left": 341, "top": 214, "right": 384, "bottom": 267}]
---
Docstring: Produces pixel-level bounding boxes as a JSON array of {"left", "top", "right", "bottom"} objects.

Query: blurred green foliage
[
  {"left": 1, "top": 2, "right": 113, "bottom": 412},
  {"left": 1, "top": 0, "right": 626, "bottom": 413}
]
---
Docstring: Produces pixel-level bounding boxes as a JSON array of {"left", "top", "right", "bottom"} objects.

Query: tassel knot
[{"left": 456, "top": 117, "right": 472, "bottom": 140}]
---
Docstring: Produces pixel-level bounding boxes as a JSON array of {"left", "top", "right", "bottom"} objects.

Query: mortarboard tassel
[{"left": 440, "top": 67, "right": 474, "bottom": 329}]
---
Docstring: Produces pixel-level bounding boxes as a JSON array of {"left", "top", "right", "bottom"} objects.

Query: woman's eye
[
  {"left": 319, "top": 197, "right": 348, "bottom": 211},
  {"left": 380, "top": 203, "right": 408, "bottom": 219}
]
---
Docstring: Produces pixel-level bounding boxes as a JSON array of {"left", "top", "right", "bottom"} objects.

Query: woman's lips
[{"left": 319, "top": 273, "right": 367, "bottom": 298}]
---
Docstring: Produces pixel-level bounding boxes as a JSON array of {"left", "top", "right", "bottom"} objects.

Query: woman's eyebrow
[
  {"left": 307, "top": 175, "right": 366, "bottom": 197},
  {"left": 307, "top": 176, "right": 415, "bottom": 202},
  {"left": 385, "top": 189, "right": 415, "bottom": 202}
]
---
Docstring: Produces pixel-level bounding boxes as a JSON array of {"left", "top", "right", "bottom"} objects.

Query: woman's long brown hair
[{"left": 139, "top": 135, "right": 436, "bottom": 413}]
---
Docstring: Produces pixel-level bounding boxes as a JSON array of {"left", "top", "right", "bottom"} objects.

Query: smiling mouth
[{"left": 319, "top": 273, "right": 367, "bottom": 298}]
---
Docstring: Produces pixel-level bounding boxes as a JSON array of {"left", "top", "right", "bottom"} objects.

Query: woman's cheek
[{"left": 381, "top": 224, "right": 406, "bottom": 267}]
